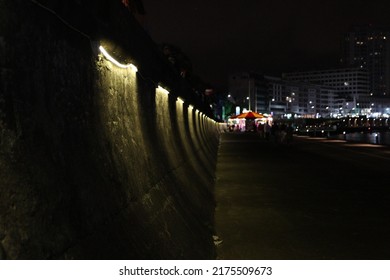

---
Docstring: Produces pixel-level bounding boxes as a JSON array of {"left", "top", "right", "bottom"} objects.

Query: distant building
[
  {"left": 228, "top": 72, "right": 339, "bottom": 118},
  {"left": 282, "top": 68, "right": 369, "bottom": 100},
  {"left": 341, "top": 24, "right": 390, "bottom": 97},
  {"left": 282, "top": 68, "right": 370, "bottom": 115},
  {"left": 226, "top": 25, "right": 390, "bottom": 119},
  {"left": 282, "top": 79, "right": 338, "bottom": 118}
]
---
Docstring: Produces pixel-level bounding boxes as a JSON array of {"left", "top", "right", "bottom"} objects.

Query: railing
[{"left": 296, "top": 125, "right": 390, "bottom": 146}]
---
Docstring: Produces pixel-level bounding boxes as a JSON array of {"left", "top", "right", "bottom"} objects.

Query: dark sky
[{"left": 142, "top": 0, "right": 390, "bottom": 91}]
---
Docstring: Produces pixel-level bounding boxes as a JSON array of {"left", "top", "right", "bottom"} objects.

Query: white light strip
[
  {"left": 157, "top": 85, "right": 169, "bottom": 95},
  {"left": 177, "top": 97, "right": 185, "bottom": 104},
  {"left": 99, "top": 45, "right": 138, "bottom": 71}
]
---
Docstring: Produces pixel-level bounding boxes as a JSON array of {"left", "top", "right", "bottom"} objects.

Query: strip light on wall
[
  {"left": 99, "top": 45, "right": 138, "bottom": 72},
  {"left": 25, "top": 1, "right": 217, "bottom": 124},
  {"left": 157, "top": 85, "right": 169, "bottom": 95},
  {"left": 97, "top": 47, "right": 216, "bottom": 123}
]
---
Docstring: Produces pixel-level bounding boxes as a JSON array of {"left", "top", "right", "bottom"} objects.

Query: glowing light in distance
[
  {"left": 188, "top": 105, "right": 194, "bottom": 110},
  {"left": 177, "top": 97, "right": 184, "bottom": 103},
  {"left": 99, "top": 46, "right": 138, "bottom": 71},
  {"left": 157, "top": 85, "right": 169, "bottom": 95}
]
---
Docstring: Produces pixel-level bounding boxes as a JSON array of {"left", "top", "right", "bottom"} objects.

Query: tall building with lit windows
[
  {"left": 282, "top": 68, "right": 370, "bottom": 114},
  {"left": 341, "top": 24, "right": 390, "bottom": 97},
  {"left": 228, "top": 72, "right": 339, "bottom": 118}
]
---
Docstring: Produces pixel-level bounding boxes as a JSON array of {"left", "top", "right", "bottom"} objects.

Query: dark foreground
[{"left": 214, "top": 132, "right": 390, "bottom": 259}]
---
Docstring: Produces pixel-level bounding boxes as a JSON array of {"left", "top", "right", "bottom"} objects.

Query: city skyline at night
[{"left": 142, "top": 0, "right": 390, "bottom": 91}]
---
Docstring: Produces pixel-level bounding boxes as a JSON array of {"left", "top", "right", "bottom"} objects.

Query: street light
[
  {"left": 246, "top": 96, "right": 250, "bottom": 111},
  {"left": 248, "top": 78, "right": 251, "bottom": 111}
]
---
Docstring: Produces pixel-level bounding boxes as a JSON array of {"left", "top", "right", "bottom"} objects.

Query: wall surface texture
[{"left": 0, "top": 0, "right": 221, "bottom": 259}]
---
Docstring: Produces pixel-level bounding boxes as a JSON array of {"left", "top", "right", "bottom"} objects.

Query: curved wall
[{"left": 0, "top": 0, "right": 221, "bottom": 259}]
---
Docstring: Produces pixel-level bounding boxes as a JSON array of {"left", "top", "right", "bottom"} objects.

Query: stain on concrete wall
[{"left": 0, "top": 0, "right": 221, "bottom": 259}]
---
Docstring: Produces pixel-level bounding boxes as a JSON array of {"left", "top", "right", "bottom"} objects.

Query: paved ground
[{"left": 214, "top": 132, "right": 390, "bottom": 260}]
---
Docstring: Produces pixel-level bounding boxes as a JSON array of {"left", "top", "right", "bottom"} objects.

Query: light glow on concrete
[
  {"left": 157, "top": 85, "right": 169, "bottom": 95},
  {"left": 99, "top": 45, "right": 138, "bottom": 71}
]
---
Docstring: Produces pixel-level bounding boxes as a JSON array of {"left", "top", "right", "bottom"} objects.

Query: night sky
[{"left": 142, "top": 0, "right": 390, "bottom": 92}]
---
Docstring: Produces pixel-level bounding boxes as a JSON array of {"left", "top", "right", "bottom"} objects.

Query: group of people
[
  {"left": 259, "top": 122, "right": 294, "bottom": 145},
  {"left": 226, "top": 121, "right": 295, "bottom": 145}
]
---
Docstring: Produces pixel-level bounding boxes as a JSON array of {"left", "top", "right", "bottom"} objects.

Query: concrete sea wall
[{"left": 0, "top": 0, "right": 221, "bottom": 259}]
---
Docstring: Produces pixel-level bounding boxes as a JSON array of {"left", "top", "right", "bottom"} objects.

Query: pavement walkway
[{"left": 213, "top": 131, "right": 390, "bottom": 260}]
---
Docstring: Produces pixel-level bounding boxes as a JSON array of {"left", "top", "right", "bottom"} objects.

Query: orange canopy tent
[{"left": 233, "top": 111, "right": 264, "bottom": 119}]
